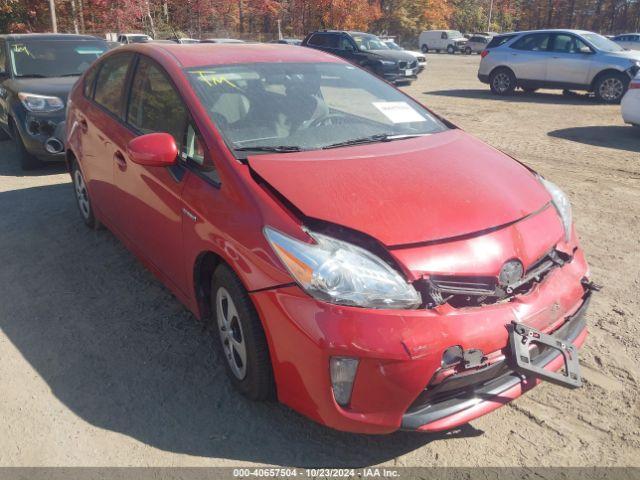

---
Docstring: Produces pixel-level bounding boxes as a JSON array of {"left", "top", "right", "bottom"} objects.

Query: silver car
[
  {"left": 464, "top": 35, "right": 491, "bottom": 54},
  {"left": 478, "top": 29, "right": 640, "bottom": 103}
]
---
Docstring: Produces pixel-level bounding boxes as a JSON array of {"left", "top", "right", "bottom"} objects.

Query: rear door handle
[
  {"left": 114, "top": 150, "right": 127, "bottom": 171},
  {"left": 182, "top": 208, "right": 197, "bottom": 222}
]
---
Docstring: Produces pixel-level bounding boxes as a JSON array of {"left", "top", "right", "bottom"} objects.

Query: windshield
[
  {"left": 384, "top": 41, "right": 403, "bottom": 51},
  {"left": 448, "top": 31, "right": 464, "bottom": 39},
  {"left": 352, "top": 34, "right": 389, "bottom": 51},
  {"left": 187, "top": 62, "right": 447, "bottom": 157},
  {"left": 128, "top": 35, "right": 150, "bottom": 43},
  {"left": 9, "top": 40, "right": 107, "bottom": 77},
  {"left": 582, "top": 33, "right": 624, "bottom": 52}
]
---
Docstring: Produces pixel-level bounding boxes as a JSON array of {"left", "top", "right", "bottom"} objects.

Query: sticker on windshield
[
  {"left": 372, "top": 102, "right": 426, "bottom": 123},
  {"left": 75, "top": 47, "right": 105, "bottom": 55}
]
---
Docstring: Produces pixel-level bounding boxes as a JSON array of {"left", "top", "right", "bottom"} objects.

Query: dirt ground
[{"left": 0, "top": 53, "right": 638, "bottom": 468}]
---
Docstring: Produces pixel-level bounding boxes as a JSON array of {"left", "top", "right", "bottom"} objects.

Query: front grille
[
  {"left": 409, "top": 60, "right": 418, "bottom": 69},
  {"left": 398, "top": 61, "right": 408, "bottom": 69},
  {"left": 418, "top": 249, "right": 572, "bottom": 308}
]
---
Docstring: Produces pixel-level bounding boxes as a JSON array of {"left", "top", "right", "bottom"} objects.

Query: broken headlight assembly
[
  {"left": 538, "top": 176, "right": 572, "bottom": 242},
  {"left": 264, "top": 226, "right": 421, "bottom": 309}
]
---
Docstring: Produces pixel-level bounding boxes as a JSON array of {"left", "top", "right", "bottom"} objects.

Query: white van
[{"left": 418, "top": 30, "right": 468, "bottom": 54}]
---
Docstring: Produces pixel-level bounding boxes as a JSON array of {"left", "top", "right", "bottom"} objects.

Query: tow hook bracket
[
  {"left": 509, "top": 321, "right": 582, "bottom": 389},
  {"left": 462, "top": 349, "right": 487, "bottom": 369}
]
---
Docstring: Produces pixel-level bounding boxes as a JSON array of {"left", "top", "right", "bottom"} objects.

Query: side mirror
[{"left": 127, "top": 132, "right": 178, "bottom": 167}]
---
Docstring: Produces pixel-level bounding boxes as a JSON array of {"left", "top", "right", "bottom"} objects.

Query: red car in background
[{"left": 65, "top": 43, "right": 595, "bottom": 434}]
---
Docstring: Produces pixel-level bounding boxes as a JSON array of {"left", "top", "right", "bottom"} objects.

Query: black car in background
[
  {"left": 302, "top": 30, "right": 419, "bottom": 84},
  {"left": 0, "top": 34, "right": 108, "bottom": 169}
]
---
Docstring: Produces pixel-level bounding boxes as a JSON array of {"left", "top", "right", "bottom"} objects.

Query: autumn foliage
[{"left": 1, "top": 0, "right": 639, "bottom": 43}]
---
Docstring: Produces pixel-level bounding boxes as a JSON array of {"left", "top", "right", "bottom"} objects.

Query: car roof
[
  {"left": 0, "top": 33, "right": 102, "bottom": 41},
  {"left": 123, "top": 42, "right": 348, "bottom": 68},
  {"left": 496, "top": 29, "right": 594, "bottom": 36}
]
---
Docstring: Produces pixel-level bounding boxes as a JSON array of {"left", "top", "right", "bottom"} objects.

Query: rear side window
[
  {"left": 94, "top": 53, "right": 132, "bottom": 116},
  {"left": 0, "top": 42, "right": 6, "bottom": 74},
  {"left": 308, "top": 33, "right": 338, "bottom": 48},
  {"left": 126, "top": 56, "right": 187, "bottom": 147},
  {"left": 510, "top": 33, "right": 551, "bottom": 51},
  {"left": 83, "top": 66, "right": 98, "bottom": 98},
  {"left": 487, "top": 34, "right": 516, "bottom": 48}
]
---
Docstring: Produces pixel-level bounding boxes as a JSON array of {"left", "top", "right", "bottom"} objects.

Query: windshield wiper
[
  {"left": 16, "top": 74, "right": 49, "bottom": 78},
  {"left": 322, "top": 133, "right": 429, "bottom": 150},
  {"left": 233, "top": 145, "right": 303, "bottom": 153}
]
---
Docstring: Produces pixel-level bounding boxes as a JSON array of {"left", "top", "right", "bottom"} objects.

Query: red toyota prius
[{"left": 66, "top": 43, "right": 595, "bottom": 434}]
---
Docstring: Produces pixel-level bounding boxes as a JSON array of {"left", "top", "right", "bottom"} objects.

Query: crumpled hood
[{"left": 249, "top": 129, "right": 551, "bottom": 246}]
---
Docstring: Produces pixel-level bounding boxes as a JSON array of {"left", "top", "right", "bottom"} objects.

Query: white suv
[{"left": 478, "top": 29, "right": 640, "bottom": 103}]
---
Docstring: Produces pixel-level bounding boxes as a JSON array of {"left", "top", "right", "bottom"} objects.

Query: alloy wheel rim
[
  {"left": 216, "top": 287, "right": 247, "bottom": 380},
  {"left": 74, "top": 170, "right": 90, "bottom": 219},
  {"left": 599, "top": 78, "right": 623, "bottom": 102},
  {"left": 494, "top": 73, "right": 510, "bottom": 93}
]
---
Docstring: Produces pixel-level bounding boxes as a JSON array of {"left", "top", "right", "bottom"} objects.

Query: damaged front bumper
[{"left": 249, "top": 243, "right": 592, "bottom": 434}]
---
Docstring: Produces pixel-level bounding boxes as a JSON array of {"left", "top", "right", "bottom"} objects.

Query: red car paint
[{"left": 66, "top": 43, "right": 590, "bottom": 434}]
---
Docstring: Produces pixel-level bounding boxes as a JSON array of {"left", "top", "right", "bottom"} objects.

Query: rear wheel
[
  {"left": 421, "top": 44, "right": 428, "bottom": 53},
  {"left": 594, "top": 72, "right": 628, "bottom": 104},
  {"left": 489, "top": 68, "right": 516, "bottom": 95},
  {"left": 11, "top": 120, "right": 43, "bottom": 170},
  {"left": 212, "top": 264, "right": 275, "bottom": 401},
  {"left": 464, "top": 46, "right": 472, "bottom": 55},
  {"left": 447, "top": 44, "right": 455, "bottom": 54}
]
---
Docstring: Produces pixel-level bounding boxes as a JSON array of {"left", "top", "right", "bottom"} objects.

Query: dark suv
[
  {"left": 0, "top": 34, "right": 108, "bottom": 169},
  {"left": 302, "top": 30, "right": 419, "bottom": 84}
]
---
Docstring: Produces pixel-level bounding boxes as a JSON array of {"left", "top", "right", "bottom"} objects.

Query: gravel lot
[{"left": 0, "top": 53, "right": 638, "bottom": 468}]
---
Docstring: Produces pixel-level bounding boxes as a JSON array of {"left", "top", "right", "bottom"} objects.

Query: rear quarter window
[{"left": 487, "top": 34, "right": 516, "bottom": 48}]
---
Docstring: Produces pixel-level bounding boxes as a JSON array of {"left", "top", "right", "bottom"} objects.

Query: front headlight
[
  {"left": 538, "top": 176, "right": 572, "bottom": 242},
  {"left": 18, "top": 93, "right": 64, "bottom": 113},
  {"left": 264, "top": 227, "right": 421, "bottom": 309}
]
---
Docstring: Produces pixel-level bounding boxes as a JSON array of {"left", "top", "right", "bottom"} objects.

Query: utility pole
[
  {"left": 49, "top": 0, "right": 58, "bottom": 33},
  {"left": 277, "top": 19, "right": 282, "bottom": 40},
  {"left": 487, "top": 0, "right": 494, "bottom": 32}
]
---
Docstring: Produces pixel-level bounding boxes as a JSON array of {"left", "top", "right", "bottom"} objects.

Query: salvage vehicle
[
  {"left": 0, "top": 33, "right": 108, "bottom": 169},
  {"left": 478, "top": 29, "right": 640, "bottom": 103},
  {"left": 418, "top": 30, "right": 468, "bottom": 54},
  {"left": 381, "top": 38, "right": 427, "bottom": 72},
  {"left": 302, "top": 30, "right": 419, "bottom": 85},
  {"left": 66, "top": 42, "right": 595, "bottom": 434}
]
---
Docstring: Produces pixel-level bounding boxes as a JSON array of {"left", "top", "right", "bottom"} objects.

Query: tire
[
  {"left": 522, "top": 87, "right": 538, "bottom": 94},
  {"left": 447, "top": 44, "right": 455, "bottom": 54},
  {"left": 11, "top": 120, "right": 43, "bottom": 170},
  {"left": 594, "top": 72, "right": 629, "bottom": 104},
  {"left": 464, "top": 46, "right": 472, "bottom": 55},
  {"left": 71, "top": 161, "right": 99, "bottom": 229},
  {"left": 489, "top": 67, "right": 516, "bottom": 95},
  {"left": 212, "top": 264, "right": 275, "bottom": 401},
  {"left": 421, "top": 44, "right": 428, "bottom": 53}
]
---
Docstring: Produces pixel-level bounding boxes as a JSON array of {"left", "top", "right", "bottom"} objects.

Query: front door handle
[
  {"left": 114, "top": 150, "right": 127, "bottom": 171},
  {"left": 182, "top": 208, "right": 197, "bottom": 222}
]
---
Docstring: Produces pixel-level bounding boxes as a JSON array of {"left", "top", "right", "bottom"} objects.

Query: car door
[
  {"left": 82, "top": 52, "right": 134, "bottom": 225},
  {"left": 546, "top": 33, "right": 594, "bottom": 86},
  {"left": 337, "top": 34, "right": 367, "bottom": 67},
  {"left": 113, "top": 55, "right": 192, "bottom": 293},
  {"left": 508, "top": 32, "right": 552, "bottom": 81}
]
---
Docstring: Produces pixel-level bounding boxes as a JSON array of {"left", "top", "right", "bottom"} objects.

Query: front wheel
[
  {"left": 421, "top": 44, "right": 428, "bottom": 53},
  {"left": 212, "top": 264, "right": 275, "bottom": 401},
  {"left": 489, "top": 68, "right": 516, "bottom": 95},
  {"left": 464, "top": 46, "right": 472, "bottom": 55},
  {"left": 447, "top": 45, "right": 455, "bottom": 54},
  {"left": 72, "top": 162, "right": 99, "bottom": 229},
  {"left": 594, "top": 72, "right": 628, "bottom": 104}
]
